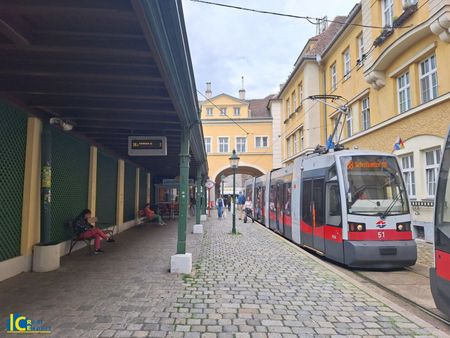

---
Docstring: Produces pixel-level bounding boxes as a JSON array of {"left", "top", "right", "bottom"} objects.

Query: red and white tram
[
  {"left": 430, "top": 127, "right": 450, "bottom": 317},
  {"left": 245, "top": 149, "right": 417, "bottom": 269}
]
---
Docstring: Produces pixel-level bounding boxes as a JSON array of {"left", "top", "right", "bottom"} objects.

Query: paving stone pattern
[
  {"left": 166, "top": 219, "right": 436, "bottom": 338},
  {"left": 415, "top": 240, "right": 434, "bottom": 268},
  {"left": 0, "top": 217, "right": 437, "bottom": 337}
]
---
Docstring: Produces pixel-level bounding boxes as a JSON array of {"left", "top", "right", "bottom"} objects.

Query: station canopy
[{"left": 0, "top": 0, "right": 207, "bottom": 177}]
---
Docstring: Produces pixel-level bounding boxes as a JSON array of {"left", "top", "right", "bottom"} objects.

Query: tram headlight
[
  {"left": 349, "top": 222, "right": 366, "bottom": 232},
  {"left": 396, "top": 222, "right": 411, "bottom": 232}
]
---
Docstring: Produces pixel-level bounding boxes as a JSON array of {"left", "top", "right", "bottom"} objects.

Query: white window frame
[
  {"left": 235, "top": 136, "right": 247, "bottom": 153},
  {"left": 346, "top": 107, "right": 353, "bottom": 137},
  {"left": 255, "top": 136, "right": 269, "bottom": 149},
  {"left": 286, "top": 98, "right": 291, "bottom": 117},
  {"left": 397, "top": 71, "right": 411, "bottom": 113},
  {"left": 343, "top": 48, "right": 351, "bottom": 79},
  {"left": 217, "top": 137, "right": 229, "bottom": 153},
  {"left": 298, "top": 82, "right": 303, "bottom": 108},
  {"left": 382, "top": 0, "right": 394, "bottom": 28},
  {"left": 424, "top": 148, "right": 441, "bottom": 198},
  {"left": 300, "top": 128, "right": 304, "bottom": 150},
  {"left": 233, "top": 107, "right": 240, "bottom": 116},
  {"left": 220, "top": 107, "right": 227, "bottom": 116},
  {"left": 331, "top": 63, "right": 337, "bottom": 91},
  {"left": 358, "top": 34, "right": 364, "bottom": 64},
  {"left": 292, "top": 92, "right": 297, "bottom": 114},
  {"left": 400, "top": 154, "right": 416, "bottom": 198},
  {"left": 419, "top": 54, "right": 438, "bottom": 104},
  {"left": 361, "top": 96, "right": 370, "bottom": 131},
  {"left": 206, "top": 108, "right": 213, "bottom": 116},
  {"left": 293, "top": 131, "right": 298, "bottom": 154},
  {"left": 204, "top": 137, "right": 211, "bottom": 153},
  {"left": 287, "top": 137, "right": 292, "bottom": 158}
]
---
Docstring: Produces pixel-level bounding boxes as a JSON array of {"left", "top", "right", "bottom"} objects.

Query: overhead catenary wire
[{"left": 190, "top": 0, "right": 414, "bottom": 29}]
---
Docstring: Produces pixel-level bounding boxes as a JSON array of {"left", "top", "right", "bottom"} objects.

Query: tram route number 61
[{"left": 378, "top": 231, "right": 385, "bottom": 239}]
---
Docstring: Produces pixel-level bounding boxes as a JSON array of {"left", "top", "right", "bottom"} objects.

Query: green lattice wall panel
[
  {"left": 139, "top": 169, "right": 147, "bottom": 210},
  {"left": 124, "top": 162, "right": 136, "bottom": 221},
  {"left": 0, "top": 103, "right": 27, "bottom": 261},
  {"left": 96, "top": 151, "right": 117, "bottom": 226},
  {"left": 50, "top": 128, "right": 90, "bottom": 242}
]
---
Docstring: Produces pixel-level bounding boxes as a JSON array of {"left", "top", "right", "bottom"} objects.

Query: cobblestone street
[{"left": 0, "top": 217, "right": 445, "bottom": 337}]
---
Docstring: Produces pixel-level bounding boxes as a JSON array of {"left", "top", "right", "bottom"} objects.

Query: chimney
[
  {"left": 205, "top": 82, "right": 212, "bottom": 99},
  {"left": 239, "top": 76, "right": 246, "bottom": 100}
]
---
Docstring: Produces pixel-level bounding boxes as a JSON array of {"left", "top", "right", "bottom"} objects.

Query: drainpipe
[
  {"left": 320, "top": 58, "right": 328, "bottom": 144},
  {"left": 40, "top": 122, "right": 52, "bottom": 245}
]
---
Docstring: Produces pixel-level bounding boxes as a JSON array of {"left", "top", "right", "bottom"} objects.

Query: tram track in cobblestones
[
  {"left": 353, "top": 270, "right": 450, "bottom": 327},
  {"left": 253, "top": 219, "right": 450, "bottom": 335}
]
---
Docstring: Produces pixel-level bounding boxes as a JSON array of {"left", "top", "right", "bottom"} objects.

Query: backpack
[{"left": 218, "top": 199, "right": 223, "bottom": 207}]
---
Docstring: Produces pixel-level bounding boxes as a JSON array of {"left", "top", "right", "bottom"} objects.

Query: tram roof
[{"left": 0, "top": 0, "right": 208, "bottom": 178}]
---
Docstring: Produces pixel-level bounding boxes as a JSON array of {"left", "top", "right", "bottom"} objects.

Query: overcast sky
[{"left": 182, "top": 0, "right": 358, "bottom": 100}]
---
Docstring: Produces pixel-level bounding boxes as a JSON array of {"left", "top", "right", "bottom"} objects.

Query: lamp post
[
  {"left": 229, "top": 150, "right": 240, "bottom": 234},
  {"left": 221, "top": 174, "right": 225, "bottom": 196}
]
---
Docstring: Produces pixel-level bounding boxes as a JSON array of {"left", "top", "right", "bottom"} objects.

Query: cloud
[{"left": 183, "top": 0, "right": 358, "bottom": 99}]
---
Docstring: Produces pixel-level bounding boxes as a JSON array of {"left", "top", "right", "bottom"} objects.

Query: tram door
[{"left": 302, "top": 178, "right": 325, "bottom": 252}]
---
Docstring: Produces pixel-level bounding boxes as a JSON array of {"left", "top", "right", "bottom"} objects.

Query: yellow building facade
[
  {"left": 278, "top": 0, "right": 450, "bottom": 241},
  {"left": 200, "top": 83, "right": 279, "bottom": 199}
]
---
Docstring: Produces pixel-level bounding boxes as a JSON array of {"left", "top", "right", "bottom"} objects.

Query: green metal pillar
[
  {"left": 41, "top": 123, "right": 52, "bottom": 244},
  {"left": 177, "top": 126, "right": 190, "bottom": 254},
  {"left": 195, "top": 167, "right": 202, "bottom": 224},
  {"left": 202, "top": 177, "right": 207, "bottom": 214},
  {"left": 232, "top": 168, "right": 236, "bottom": 234}
]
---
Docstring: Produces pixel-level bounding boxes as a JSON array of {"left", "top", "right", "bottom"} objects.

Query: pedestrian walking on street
[
  {"left": 237, "top": 191, "right": 245, "bottom": 220},
  {"left": 216, "top": 195, "right": 224, "bottom": 219}
]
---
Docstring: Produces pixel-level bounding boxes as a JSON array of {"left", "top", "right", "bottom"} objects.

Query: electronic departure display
[{"left": 128, "top": 136, "right": 167, "bottom": 156}]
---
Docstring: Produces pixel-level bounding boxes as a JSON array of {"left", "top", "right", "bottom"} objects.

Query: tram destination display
[{"left": 128, "top": 136, "right": 167, "bottom": 156}]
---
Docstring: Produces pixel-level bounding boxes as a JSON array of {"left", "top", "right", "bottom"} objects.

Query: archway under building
[{"left": 213, "top": 166, "right": 265, "bottom": 201}]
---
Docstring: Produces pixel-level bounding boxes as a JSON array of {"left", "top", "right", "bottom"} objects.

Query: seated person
[
  {"left": 144, "top": 204, "right": 166, "bottom": 225},
  {"left": 74, "top": 209, "right": 113, "bottom": 254}
]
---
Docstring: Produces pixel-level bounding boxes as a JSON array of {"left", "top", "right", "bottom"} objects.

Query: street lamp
[
  {"left": 229, "top": 149, "right": 240, "bottom": 234},
  {"left": 221, "top": 174, "right": 225, "bottom": 196}
]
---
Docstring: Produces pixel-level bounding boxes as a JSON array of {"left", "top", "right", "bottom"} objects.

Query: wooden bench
[{"left": 66, "top": 221, "right": 115, "bottom": 255}]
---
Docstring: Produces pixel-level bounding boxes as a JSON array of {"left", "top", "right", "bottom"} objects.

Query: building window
[
  {"left": 346, "top": 107, "right": 353, "bottom": 137},
  {"left": 330, "top": 63, "right": 337, "bottom": 91},
  {"left": 343, "top": 48, "right": 351, "bottom": 79},
  {"left": 293, "top": 132, "right": 299, "bottom": 154},
  {"left": 397, "top": 71, "right": 411, "bottom": 113},
  {"left": 236, "top": 137, "right": 246, "bottom": 153},
  {"left": 298, "top": 82, "right": 303, "bottom": 108},
  {"left": 361, "top": 96, "right": 370, "bottom": 130},
  {"left": 400, "top": 154, "right": 416, "bottom": 198},
  {"left": 220, "top": 108, "right": 227, "bottom": 116},
  {"left": 382, "top": 0, "right": 394, "bottom": 28},
  {"left": 292, "top": 92, "right": 297, "bottom": 114},
  {"left": 218, "top": 137, "right": 229, "bottom": 153},
  {"left": 425, "top": 148, "right": 441, "bottom": 197},
  {"left": 300, "top": 128, "right": 304, "bottom": 150},
  {"left": 286, "top": 98, "right": 291, "bottom": 117},
  {"left": 255, "top": 136, "right": 268, "bottom": 148},
  {"left": 287, "top": 137, "right": 292, "bottom": 158},
  {"left": 204, "top": 137, "right": 211, "bottom": 153},
  {"left": 358, "top": 34, "right": 364, "bottom": 64},
  {"left": 234, "top": 107, "right": 240, "bottom": 116},
  {"left": 206, "top": 108, "right": 213, "bottom": 116},
  {"left": 420, "top": 54, "right": 438, "bottom": 103}
]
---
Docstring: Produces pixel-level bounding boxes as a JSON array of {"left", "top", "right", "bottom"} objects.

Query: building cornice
[{"left": 202, "top": 118, "right": 272, "bottom": 124}]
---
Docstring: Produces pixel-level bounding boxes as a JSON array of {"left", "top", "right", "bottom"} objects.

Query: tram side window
[
  {"left": 327, "top": 183, "right": 342, "bottom": 227},
  {"left": 312, "top": 179, "right": 325, "bottom": 226},
  {"left": 302, "top": 180, "right": 312, "bottom": 224},
  {"left": 284, "top": 183, "right": 291, "bottom": 216}
]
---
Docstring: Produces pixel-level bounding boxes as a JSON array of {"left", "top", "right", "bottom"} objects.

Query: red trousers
[{"left": 79, "top": 228, "right": 108, "bottom": 250}]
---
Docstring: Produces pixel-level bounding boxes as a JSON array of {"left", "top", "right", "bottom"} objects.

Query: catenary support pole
[
  {"left": 232, "top": 167, "right": 236, "bottom": 234},
  {"left": 177, "top": 126, "right": 190, "bottom": 254},
  {"left": 40, "top": 122, "right": 52, "bottom": 245}
]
